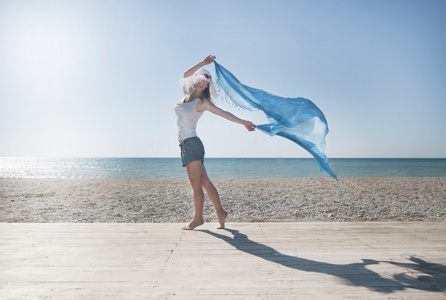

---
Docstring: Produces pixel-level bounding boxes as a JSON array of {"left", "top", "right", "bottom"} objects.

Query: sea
[{"left": 1, "top": 157, "right": 445, "bottom": 179}]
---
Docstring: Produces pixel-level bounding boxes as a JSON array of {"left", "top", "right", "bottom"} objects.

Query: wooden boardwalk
[{"left": 1, "top": 222, "right": 445, "bottom": 299}]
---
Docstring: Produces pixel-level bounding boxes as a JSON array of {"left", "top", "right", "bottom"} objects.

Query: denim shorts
[{"left": 179, "top": 137, "right": 205, "bottom": 167}]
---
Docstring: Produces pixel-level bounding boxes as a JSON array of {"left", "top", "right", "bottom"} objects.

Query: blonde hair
[{"left": 183, "top": 75, "right": 211, "bottom": 100}]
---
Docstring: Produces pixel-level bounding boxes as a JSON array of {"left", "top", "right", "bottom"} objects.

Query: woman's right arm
[{"left": 184, "top": 55, "right": 216, "bottom": 78}]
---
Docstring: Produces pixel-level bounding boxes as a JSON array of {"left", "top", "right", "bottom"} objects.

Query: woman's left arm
[{"left": 200, "top": 99, "right": 256, "bottom": 131}]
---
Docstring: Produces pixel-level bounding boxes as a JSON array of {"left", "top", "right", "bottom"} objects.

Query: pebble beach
[{"left": 1, "top": 177, "right": 445, "bottom": 224}]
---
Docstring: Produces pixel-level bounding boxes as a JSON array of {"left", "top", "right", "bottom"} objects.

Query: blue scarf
[{"left": 214, "top": 61, "right": 338, "bottom": 182}]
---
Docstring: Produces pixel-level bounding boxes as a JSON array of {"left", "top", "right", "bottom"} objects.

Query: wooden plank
[{"left": 0, "top": 222, "right": 445, "bottom": 299}]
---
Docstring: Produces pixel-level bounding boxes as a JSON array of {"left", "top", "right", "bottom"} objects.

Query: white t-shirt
[{"left": 174, "top": 98, "right": 204, "bottom": 141}]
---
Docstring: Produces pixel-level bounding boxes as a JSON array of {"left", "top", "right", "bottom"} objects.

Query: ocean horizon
[{"left": 1, "top": 157, "right": 445, "bottom": 179}]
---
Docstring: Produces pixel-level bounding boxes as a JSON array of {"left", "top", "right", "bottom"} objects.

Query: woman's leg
[
  {"left": 182, "top": 160, "right": 205, "bottom": 230},
  {"left": 183, "top": 160, "right": 228, "bottom": 230},
  {"left": 200, "top": 166, "right": 228, "bottom": 229}
]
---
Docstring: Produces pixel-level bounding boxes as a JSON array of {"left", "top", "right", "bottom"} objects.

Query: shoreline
[{"left": 1, "top": 177, "right": 445, "bottom": 223}]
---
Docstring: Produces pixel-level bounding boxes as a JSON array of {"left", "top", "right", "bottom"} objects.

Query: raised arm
[
  {"left": 199, "top": 99, "right": 256, "bottom": 132},
  {"left": 184, "top": 55, "right": 216, "bottom": 78}
]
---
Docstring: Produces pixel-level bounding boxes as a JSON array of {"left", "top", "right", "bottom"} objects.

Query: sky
[{"left": 0, "top": 0, "right": 445, "bottom": 158}]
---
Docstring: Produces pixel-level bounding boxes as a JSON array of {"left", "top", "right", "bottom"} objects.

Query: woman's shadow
[{"left": 198, "top": 228, "right": 445, "bottom": 293}]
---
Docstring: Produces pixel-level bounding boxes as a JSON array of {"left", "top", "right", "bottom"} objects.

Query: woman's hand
[
  {"left": 199, "top": 99, "right": 256, "bottom": 132},
  {"left": 184, "top": 55, "right": 216, "bottom": 78},
  {"left": 202, "top": 55, "right": 216, "bottom": 65},
  {"left": 243, "top": 121, "right": 256, "bottom": 132}
]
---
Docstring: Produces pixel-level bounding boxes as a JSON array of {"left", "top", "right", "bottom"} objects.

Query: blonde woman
[{"left": 175, "top": 55, "right": 255, "bottom": 230}]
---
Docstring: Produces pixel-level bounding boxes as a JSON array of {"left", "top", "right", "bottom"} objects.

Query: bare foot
[
  {"left": 182, "top": 218, "right": 204, "bottom": 230},
  {"left": 217, "top": 211, "right": 228, "bottom": 229}
]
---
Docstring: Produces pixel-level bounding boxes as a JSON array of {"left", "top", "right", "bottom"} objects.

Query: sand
[{"left": 1, "top": 177, "right": 445, "bottom": 223}]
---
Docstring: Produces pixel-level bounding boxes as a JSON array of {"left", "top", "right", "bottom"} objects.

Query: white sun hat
[{"left": 183, "top": 68, "right": 218, "bottom": 99}]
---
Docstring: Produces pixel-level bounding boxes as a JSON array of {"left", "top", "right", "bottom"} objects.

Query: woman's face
[{"left": 195, "top": 79, "right": 209, "bottom": 92}]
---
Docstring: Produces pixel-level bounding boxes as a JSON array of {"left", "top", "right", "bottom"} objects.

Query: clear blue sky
[{"left": 1, "top": 0, "right": 445, "bottom": 158}]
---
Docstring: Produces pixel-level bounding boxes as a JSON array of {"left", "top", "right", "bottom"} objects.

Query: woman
[{"left": 175, "top": 55, "right": 256, "bottom": 230}]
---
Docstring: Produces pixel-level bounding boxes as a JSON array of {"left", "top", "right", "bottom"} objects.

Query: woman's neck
[
  {"left": 185, "top": 91, "right": 202, "bottom": 103},
  {"left": 192, "top": 91, "right": 202, "bottom": 99}
]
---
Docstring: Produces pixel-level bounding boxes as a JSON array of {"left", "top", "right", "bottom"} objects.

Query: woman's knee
[
  {"left": 189, "top": 177, "right": 202, "bottom": 190},
  {"left": 200, "top": 176, "right": 218, "bottom": 195},
  {"left": 200, "top": 174, "right": 210, "bottom": 185},
  {"left": 201, "top": 178, "right": 214, "bottom": 191}
]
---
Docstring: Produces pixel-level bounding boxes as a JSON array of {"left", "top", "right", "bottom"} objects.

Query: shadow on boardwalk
[{"left": 199, "top": 228, "right": 445, "bottom": 294}]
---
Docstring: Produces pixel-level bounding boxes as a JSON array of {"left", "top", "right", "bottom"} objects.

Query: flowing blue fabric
[{"left": 214, "top": 61, "right": 338, "bottom": 182}]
